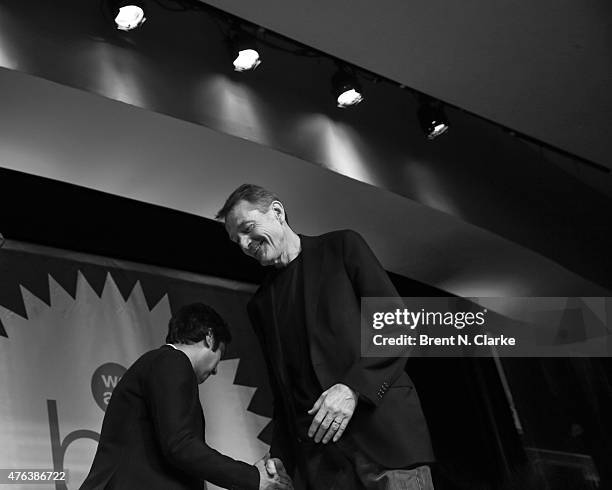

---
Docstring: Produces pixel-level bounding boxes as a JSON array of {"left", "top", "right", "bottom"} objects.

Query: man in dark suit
[
  {"left": 80, "top": 302, "right": 293, "bottom": 490},
  {"left": 217, "top": 184, "right": 435, "bottom": 489}
]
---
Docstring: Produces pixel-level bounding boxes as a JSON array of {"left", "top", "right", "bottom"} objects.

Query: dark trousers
[{"left": 296, "top": 438, "right": 434, "bottom": 490}]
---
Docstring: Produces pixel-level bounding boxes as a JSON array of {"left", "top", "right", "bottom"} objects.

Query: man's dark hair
[
  {"left": 215, "top": 183, "right": 288, "bottom": 223},
  {"left": 165, "top": 303, "right": 231, "bottom": 351}
]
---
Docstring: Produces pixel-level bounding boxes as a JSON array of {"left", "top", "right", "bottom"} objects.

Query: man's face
[
  {"left": 195, "top": 342, "right": 225, "bottom": 384},
  {"left": 225, "top": 200, "right": 286, "bottom": 266}
]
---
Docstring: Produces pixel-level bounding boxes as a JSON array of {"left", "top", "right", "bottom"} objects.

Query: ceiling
[{"left": 204, "top": 0, "right": 612, "bottom": 169}]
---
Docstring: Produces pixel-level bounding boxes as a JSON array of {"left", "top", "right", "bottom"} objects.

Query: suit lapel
[
  {"left": 251, "top": 276, "right": 289, "bottom": 388},
  {"left": 251, "top": 280, "right": 279, "bottom": 356},
  {"left": 300, "top": 235, "right": 324, "bottom": 343}
]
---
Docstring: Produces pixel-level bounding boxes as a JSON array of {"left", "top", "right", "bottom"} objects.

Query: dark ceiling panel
[{"left": 202, "top": 0, "right": 612, "bottom": 168}]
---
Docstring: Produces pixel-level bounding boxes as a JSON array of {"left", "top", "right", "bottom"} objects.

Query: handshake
[{"left": 255, "top": 454, "right": 294, "bottom": 490}]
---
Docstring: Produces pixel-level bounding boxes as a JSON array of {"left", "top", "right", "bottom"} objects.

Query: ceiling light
[
  {"left": 111, "top": 2, "right": 146, "bottom": 31},
  {"left": 418, "top": 99, "right": 450, "bottom": 140},
  {"left": 229, "top": 30, "right": 261, "bottom": 72},
  {"left": 332, "top": 68, "right": 364, "bottom": 108},
  {"left": 337, "top": 88, "right": 363, "bottom": 108},
  {"left": 233, "top": 48, "right": 261, "bottom": 72}
]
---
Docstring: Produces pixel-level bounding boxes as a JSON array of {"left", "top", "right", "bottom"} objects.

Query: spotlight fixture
[
  {"left": 417, "top": 98, "right": 450, "bottom": 140},
  {"left": 108, "top": 1, "right": 147, "bottom": 31},
  {"left": 331, "top": 67, "right": 364, "bottom": 108},
  {"left": 229, "top": 30, "right": 261, "bottom": 72},
  {"left": 233, "top": 48, "right": 261, "bottom": 72}
]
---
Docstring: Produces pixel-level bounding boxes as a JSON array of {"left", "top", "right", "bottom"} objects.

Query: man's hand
[
  {"left": 255, "top": 455, "right": 293, "bottom": 490},
  {"left": 307, "top": 383, "right": 357, "bottom": 444}
]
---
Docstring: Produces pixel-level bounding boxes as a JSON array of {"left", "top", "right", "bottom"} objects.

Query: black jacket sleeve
[
  {"left": 146, "top": 350, "right": 260, "bottom": 490},
  {"left": 267, "top": 387, "right": 296, "bottom": 477},
  {"left": 339, "top": 229, "right": 409, "bottom": 406},
  {"left": 247, "top": 302, "right": 296, "bottom": 477}
]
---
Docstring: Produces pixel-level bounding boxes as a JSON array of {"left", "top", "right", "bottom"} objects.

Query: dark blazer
[
  {"left": 80, "top": 345, "right": 259, "bottom": 490},
  {"left": 247, "top": 230, "right": 434, "bottom": 473}
]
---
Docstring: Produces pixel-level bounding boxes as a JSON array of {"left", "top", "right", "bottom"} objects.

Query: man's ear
[
  {"left": 270, "top": 201, "right": 285, "bottom": 223},
  {"left": 204, "top": 331, "right": 215, "bottom": 350}
]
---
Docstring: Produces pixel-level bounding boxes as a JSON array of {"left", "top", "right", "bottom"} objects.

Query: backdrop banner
[{"left": 0, "top": 241, "right": 272, "bottom": 490}]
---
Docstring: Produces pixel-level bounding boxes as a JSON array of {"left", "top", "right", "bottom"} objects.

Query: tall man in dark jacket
[
  {"left": 80, "top": 302, "right": 292, "bottom": 490},
  {"left": 217, "top": 184, "right": 435, "bottom": 490}
]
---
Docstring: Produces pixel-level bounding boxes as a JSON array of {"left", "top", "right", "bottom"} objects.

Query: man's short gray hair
[{"left": 216, "top": 184, "right": 283, "bottom": 222}]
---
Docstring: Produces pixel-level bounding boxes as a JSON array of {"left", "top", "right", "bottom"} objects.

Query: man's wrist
[{"left": 339, "top": 383, "right": 359, "bottom": 401}]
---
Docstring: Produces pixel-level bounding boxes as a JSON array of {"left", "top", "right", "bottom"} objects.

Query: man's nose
[{"left": 238, "top": 235, "right": 251, "bottom": 252}]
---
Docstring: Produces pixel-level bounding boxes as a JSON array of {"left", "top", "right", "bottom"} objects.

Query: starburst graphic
[
  {"left": 200, "top": 359, "right": 272, "bottom": 490},
  {"left": 0, "top": 268, "right": 270, "bottom": 489}
]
